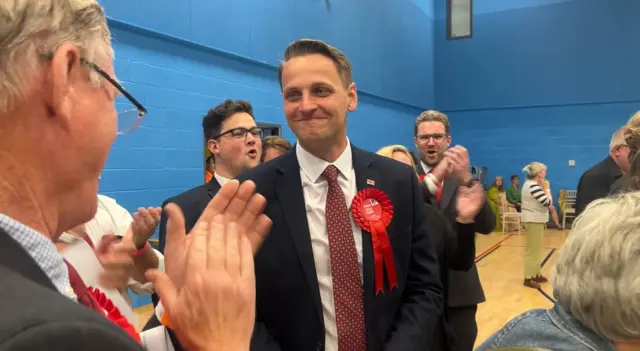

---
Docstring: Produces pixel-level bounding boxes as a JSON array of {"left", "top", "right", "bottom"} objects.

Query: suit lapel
[
  {"left": 351, "top": 146, "right": 377, "bottom": 323},
  {"left": 0, "top": 228, "right": 57, "bottom": 291},
  {"left": 206, "top": 177, "right": 221, "bottom": 198},
  {"left": 274, "top": 150, "right": 323, "bottom": 322},
  {"left": 440, "top": 177, "right": 458, "bottom": 211}
]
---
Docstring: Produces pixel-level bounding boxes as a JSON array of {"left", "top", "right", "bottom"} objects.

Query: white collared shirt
[
  {"left": 214, "top": 173, "right": 230, "bottom": 186},
  {"left": 421, "top": 161, "right": 441, "bottom": 196},
  {"left": 421, "top": 160, "right": 432, "bottom": 174},
  {"left": 296, "top": 139, "right": 363, "bottom": 351}
]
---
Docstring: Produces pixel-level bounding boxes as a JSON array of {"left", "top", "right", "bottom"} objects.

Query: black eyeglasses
[
  {"left": 416, "top": 133, "right": 447, "bottom": 143},
  {"left": 41, "top": 53, "right": 147, "bottom": 135},
  {"left": 213, "top": 127, "right": 263, "bottom": 141}
]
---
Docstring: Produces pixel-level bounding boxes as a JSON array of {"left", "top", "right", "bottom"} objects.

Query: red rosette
[
  {"left": 351, "top": 188, "right": 398, "bottom": 295},
  {"left": 88, "top": 287, "right": 141, "bottom": 344}
]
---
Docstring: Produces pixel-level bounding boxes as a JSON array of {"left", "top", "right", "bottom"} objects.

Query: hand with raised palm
[
  {"left": 456, "top": 182, "right": 485, "bottom": 223},
  {"left": 147, "top": 180, "right": 272, "bottom": 351}
]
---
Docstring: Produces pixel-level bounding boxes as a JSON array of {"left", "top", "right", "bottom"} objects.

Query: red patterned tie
[{"left": 323, "top": 165, "right": 367, "bottom": 351}]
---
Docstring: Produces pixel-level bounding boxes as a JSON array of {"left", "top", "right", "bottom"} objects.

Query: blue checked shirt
[{"left": 0, "top": 214, "right": 76, "bottom": 300}]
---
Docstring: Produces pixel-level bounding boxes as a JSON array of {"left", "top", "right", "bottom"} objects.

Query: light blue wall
[{"left": 434, "top": 0, "right": 640, "bottom": 192}]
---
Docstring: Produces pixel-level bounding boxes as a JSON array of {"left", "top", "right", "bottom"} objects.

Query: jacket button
[{"left": 316, "top": 341, "right": 323, "bottom": 351}]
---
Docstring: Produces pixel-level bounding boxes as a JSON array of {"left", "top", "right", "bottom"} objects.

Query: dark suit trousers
[{"left": 448, "top": 305, "right": 478, "bottom": 351}]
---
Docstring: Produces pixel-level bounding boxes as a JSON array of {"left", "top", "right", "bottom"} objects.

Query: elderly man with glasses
[{"left": 0, "top": 1, "right": 270, "bottom": 350}]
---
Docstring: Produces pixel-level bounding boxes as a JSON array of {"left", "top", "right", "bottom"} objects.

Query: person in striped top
[{"left": 520, "top": 162, "right": 553, "bottom": 289}]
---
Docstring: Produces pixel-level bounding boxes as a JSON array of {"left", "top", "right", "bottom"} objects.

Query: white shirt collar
[
  {"left": 296, "top": 138, "right": 353, "bottom": 183},
  {"left": 214, "top": 173, "right": 230, "bottom": 186},
  {"left": 420, "top": 161, "right": 432, "bottom": 174}
]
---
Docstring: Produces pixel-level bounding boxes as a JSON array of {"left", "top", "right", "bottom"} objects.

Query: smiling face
[{"left": 280, "top": 54, "right": 357, "bottom": 158}]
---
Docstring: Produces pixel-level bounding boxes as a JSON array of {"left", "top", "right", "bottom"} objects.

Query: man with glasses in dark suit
[
  {"left": 148, "top": 99, "right": 265, "bottom": 349},
  {"left": 158, "top": 99, "right": 263, "bottom": 252},
  {"left": 413, "top": 110, "right": 494, "bottom": 351}
]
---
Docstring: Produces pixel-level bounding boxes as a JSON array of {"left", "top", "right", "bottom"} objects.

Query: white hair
[
  {"left": 522, "top": 162, "right": 546, "bottom": 179},
  {"left": 610, "top": 126, "right": 627, "bottom": 151},
  {"left": 0, "top": 0, "right": 113, "bottom": 113},
  {"left": 553, "top": 191, "right": 640, "bottom": 342}
]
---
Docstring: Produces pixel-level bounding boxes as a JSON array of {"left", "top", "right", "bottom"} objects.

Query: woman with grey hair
[
  {"left": 476, "top": 192, "right": 640, "bottom": 351},
  {"left": 520, "top": 162, "right": 553, "bottom": 288}
]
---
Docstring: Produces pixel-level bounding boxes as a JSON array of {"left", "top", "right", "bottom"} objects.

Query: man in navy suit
[{"left": 237, "top": 39, "right": 443, "bottom": 351}]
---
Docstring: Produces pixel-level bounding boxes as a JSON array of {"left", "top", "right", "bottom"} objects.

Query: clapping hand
[
  {"left": 96, "top": 207, "right": 161, "bottom": 290},
  {"left": 429, "top": 156, "right": 453, "bottom": 183},
  {"left": 96, "top": 231, "right": 136, "bottom": 291},
  {"left": 129, "top": 207, "right": 162, "bottom": 249},
  {"left": 444, "top": 146, "right": 472, "bottom": 184},
  {"left": 147, "top": 180, "right": 272, "bottom": 351},
  {"left": 456, "top": 182, "right": 485, "bottom": 223}
]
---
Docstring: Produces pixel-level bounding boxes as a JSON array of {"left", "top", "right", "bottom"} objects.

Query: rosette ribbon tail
[{"left": 371, "top": 220, "right": 398, "bottom": 295}]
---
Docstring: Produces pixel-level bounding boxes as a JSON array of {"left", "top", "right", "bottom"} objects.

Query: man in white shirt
[{"left": 237, "top": 39, "right": 443, "bottom": 351}]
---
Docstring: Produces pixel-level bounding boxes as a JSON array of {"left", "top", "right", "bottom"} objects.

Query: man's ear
[
  {"left": 207, "top": 139, "right": 219, "bottom": 156},
  {"left": 44, "top": 43, "right": 82, "bottom": 131},
  {"left": 347, "top": 82, "right": 358, "bottom": 112}
]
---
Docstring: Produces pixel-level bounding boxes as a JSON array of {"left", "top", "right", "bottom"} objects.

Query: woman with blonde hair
[
  {"left": 520, "top": 162, "right": 553, "bottom": 289},
  {"left": 377, "top": 144, "right": 416, "bottom": 168}
]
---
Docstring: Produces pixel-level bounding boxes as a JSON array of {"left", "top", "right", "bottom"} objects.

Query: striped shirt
[
  {"left": 529, "top": 183, "right": 551, "bottom": 207},
  {"left": 521, "top": 180, "right": 551, "bottom": 223}
]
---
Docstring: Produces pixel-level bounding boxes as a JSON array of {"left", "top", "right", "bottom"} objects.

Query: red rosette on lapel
[
  {"left": 88, "top": 287, "right": 141, "bottom": 344},
  {"left": 351, "top": 188, "right": 398, "bottom": 295}
]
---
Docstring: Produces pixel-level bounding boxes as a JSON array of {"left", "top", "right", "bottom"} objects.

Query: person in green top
[
  {"left": 486, "top": 176, "right": 504, "bottom": 232},
  {"left": 506, "top": 174, "right": 522, "bottom": 212}
]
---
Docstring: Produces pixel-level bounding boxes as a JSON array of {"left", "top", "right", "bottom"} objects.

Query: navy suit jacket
[
  {"left": 158, "top": 178, "right": 221, "bottom": 253},
  {"left": 236, "top": 145, "right": 444, "bottom": 351}
]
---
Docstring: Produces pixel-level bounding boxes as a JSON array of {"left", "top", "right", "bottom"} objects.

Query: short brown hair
[
  {"left": 202, "top": 99, "right": 254, "bottom": 140},
  {"left": 261, "top": 136, "right": 292, "bottom": 161},
  {"left": 278, "top": 39, "right": 352, "bottom": 88},
  {"left": 414, "top": 110, "right": 450, "bottom": 136}
]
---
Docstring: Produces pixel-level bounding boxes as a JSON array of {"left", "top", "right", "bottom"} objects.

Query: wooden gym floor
[{"left": 134, "top": 229, "right": 570, "bottom": 350}]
